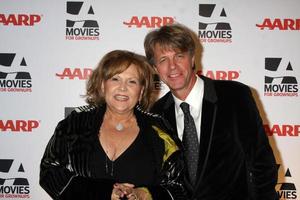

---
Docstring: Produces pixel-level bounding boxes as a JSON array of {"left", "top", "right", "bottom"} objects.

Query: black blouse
[{"left": 91, "top": 131, "right": 156, "bottom": 186}]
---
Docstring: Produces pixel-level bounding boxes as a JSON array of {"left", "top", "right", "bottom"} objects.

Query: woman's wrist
[{"left": 135, "top": 187, "right": 152, "bottom": 200}]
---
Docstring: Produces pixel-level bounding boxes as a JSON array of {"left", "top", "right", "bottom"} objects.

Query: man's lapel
[{"left": 194, "top": 76, "right": 218, "bottom": 190}]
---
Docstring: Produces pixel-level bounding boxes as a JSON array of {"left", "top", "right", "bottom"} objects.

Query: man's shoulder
[
  {"left": 205, "top": 76, "right": 251, "bottom": 97},
  {"left": 215, "top": 79, "right": 248, "bottom": 89},
  {"left": 201, "top": 75, "right": 248, "bottom": 90},
  {"left": 207, "top": 78, "right": 254, "bottom": 107}
]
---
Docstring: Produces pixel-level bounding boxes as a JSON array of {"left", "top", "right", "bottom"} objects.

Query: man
[{"left": 144, "top": 23, "right": 278, "bottom": 200}]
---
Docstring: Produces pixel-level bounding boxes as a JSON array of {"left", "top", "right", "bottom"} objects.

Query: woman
[{"left": 39, "top": 50, "right": 187, "bottom": 200}]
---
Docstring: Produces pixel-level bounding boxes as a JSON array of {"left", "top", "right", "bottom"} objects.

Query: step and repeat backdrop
[{"left": 1, "top": 0, "right": 299, "bottom": 199}]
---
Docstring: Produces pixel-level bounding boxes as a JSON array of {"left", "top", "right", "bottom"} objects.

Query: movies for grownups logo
[
  {"left": 65, "top": 1, "right": 100, "bottom": 40},
  {"left": 276, "top": 164, "right": 297, "bottom": 199},
  {"left": 264, "top": 57, "right": 298, "bottom": 97},
  {"left": 0, "top": 53, "right": 32, "bottom": 93},
  {"left": 0, "top": 159, "right": 30, "bottom": 199},
  {"left": 198, "top": 4, "right": 232, "bottom": 43}
]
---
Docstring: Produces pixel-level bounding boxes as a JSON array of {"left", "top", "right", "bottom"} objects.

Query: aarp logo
[
  {"left": 0, "top": 120, "right": 40, "bottom": 133},
  {"left": 264, "top": 124, "right": 299, "bottom": 137},
  {"left": 56, "top": 67, "right": 93, "bottom": 80},
  {"left": 0, "top": 14, "right": 42, "bottom": 26},
  {"left": 123, "top": 16, "right": 174, "bottom": 28},
  {"left": 256, "top": 18, "right": 300, "bottom": 30},
  {"left": 197, "top": 69, "right": 240, "bottom": 80}
]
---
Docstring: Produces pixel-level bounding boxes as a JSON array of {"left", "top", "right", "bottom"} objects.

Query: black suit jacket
[{"left": 151, "top": 76, "right": 278, "bottom": 200}]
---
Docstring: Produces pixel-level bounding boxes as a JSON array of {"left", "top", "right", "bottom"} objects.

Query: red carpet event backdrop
[{"left": 0, "top": 0, "right": 299, "bottom": 199}]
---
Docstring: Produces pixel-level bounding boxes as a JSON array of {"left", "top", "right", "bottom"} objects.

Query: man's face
[{"left": 153, "top": 44, "right": 196, "bottom": 99}]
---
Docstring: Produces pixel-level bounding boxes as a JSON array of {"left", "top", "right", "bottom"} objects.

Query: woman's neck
[
  {"left": 103, "top": 108, "right": 136, "bottom": 132},
  {"left": 105, "top": 108, "right": 134, "bottom": 122}
]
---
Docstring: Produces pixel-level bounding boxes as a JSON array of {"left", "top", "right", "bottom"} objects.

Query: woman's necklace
[
  {"left": 105, "top": 112, "right": 135, "bottom": 132},
  {"left": 115, "top": 123, "right": 125, "bottom": 131},
  {"left": 114, "top": 117, "right": 134, "bottom": 131}
]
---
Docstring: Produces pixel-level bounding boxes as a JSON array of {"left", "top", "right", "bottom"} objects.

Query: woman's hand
[
  {"left": 111, "top": 183, "right": 151, "bottom": 200},
  {"left": 111, "top": 183, "right": 134, "bottom": 200},
  {"left": 128, "top": 187, "right": 151, "bottom": 200}
]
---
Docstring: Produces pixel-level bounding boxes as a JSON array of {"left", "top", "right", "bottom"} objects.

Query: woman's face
[{"left": 101, "top": 64, "right": 144, "bottom": 114}]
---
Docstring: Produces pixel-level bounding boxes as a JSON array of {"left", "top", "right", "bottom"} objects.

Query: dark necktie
[{"left": 180, "top": 102, "right": 199, "bottom": 185}]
